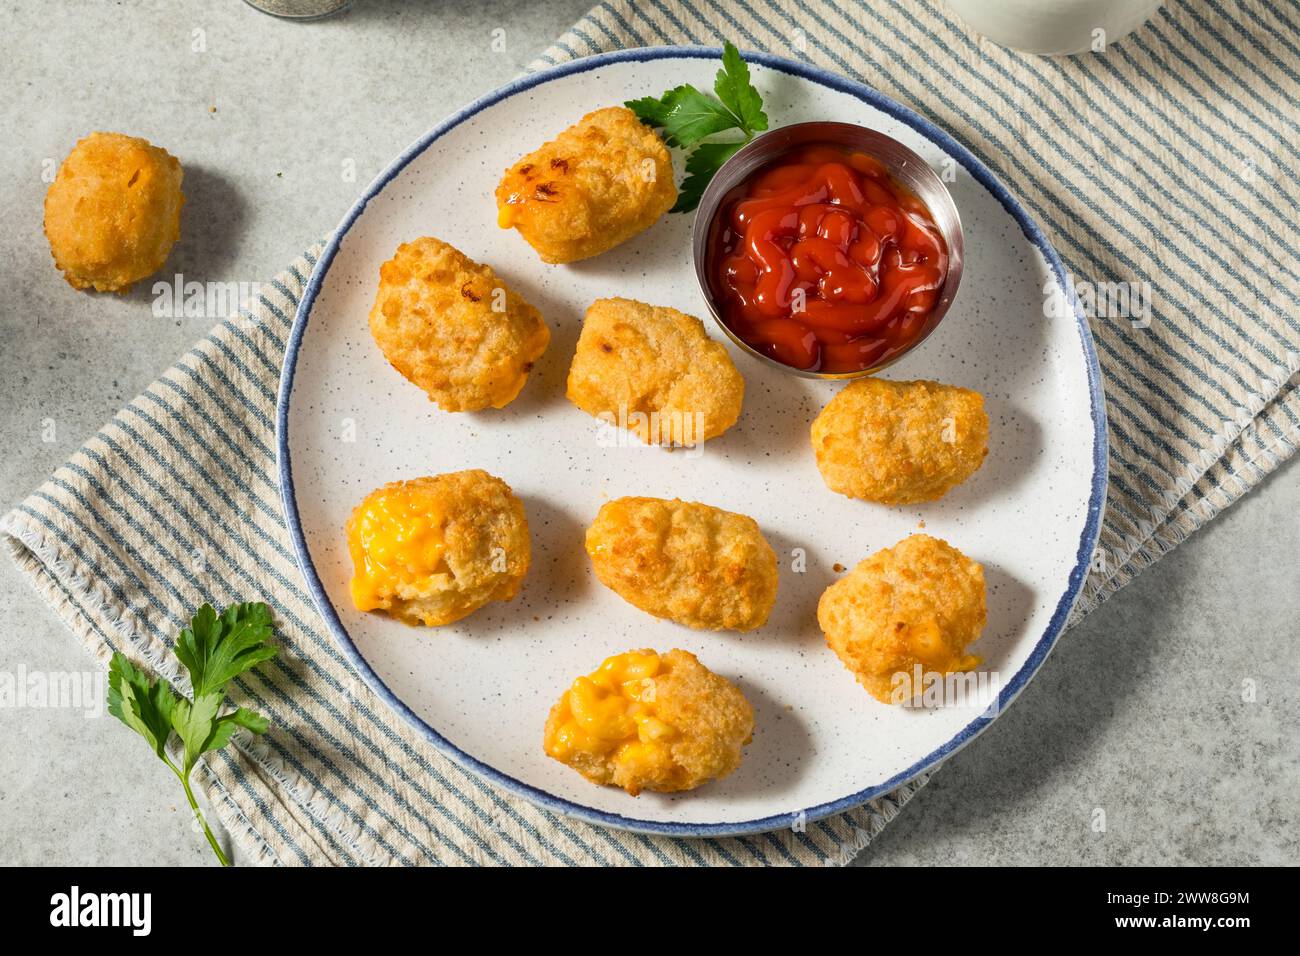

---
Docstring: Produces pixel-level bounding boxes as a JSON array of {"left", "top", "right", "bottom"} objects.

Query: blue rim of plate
[{"left": 277, "top": 45, "right": 1109, "bottom": 838}]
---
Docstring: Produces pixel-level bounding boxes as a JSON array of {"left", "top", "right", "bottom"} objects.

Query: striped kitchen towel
[{"left": 4, "top": 0, "right": 1298, "bottom": 865}]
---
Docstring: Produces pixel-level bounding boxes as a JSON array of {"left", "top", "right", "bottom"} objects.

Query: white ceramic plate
[{"left": 278, "top": 47, "right": 1107, "bottom": 836}]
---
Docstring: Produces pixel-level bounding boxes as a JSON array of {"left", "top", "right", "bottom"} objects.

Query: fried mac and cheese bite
[
  {"left": 566, "top": 297, "right": 745, "bottom": 446},
  {"left": 346, "top": 470, "right": 530, "bottom": 627},
  {"left": 44, "top": 132, "right": 184, "bottom": 292},
  {"left": 586, "top": 497, "right": 777, "bottom": 632},
  {"left": 818, "top": 534, "right": 986, "bottom": 704},
  {"left": 495, "top": 106, "right": 676, "bottom": 263},
  {"left": 544, "top": 649, "right": 754, "bottom": 795},
  {"left": 811, "top": 378, "right": 989, "bottom": 505},
  {"left": 368, "top": 237, "right": 550, "bottom": 412}
]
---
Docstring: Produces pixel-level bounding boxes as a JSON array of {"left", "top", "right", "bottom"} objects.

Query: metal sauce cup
[{"left": 692, "top": 121, "right": 965, "bottom": 380}]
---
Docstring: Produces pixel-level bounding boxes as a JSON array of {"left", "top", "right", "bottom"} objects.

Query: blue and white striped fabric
[{"left": 4, "top": 0, "right": 1297, "bottom": 865}]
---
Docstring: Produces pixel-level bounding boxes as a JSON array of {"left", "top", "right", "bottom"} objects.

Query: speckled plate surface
[{"left": 278, "top": 47, "right": 1106, "bottom": 836}]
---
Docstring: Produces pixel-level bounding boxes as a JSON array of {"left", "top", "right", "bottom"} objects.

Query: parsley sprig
[
  {"left": 107, "top": 602, "right": 278, "bottom": 866},
  {"left": 627, "top": 42, "right": 769, "bottom": 213}
]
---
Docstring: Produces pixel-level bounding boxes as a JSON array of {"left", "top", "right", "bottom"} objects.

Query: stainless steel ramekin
[{"left": 692, "top": 121, "right": 965, "bottom": 380}]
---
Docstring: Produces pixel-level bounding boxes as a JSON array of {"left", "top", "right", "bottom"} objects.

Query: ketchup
[{"left": 707, "top": 144, "right": 948, "bottom": 374}]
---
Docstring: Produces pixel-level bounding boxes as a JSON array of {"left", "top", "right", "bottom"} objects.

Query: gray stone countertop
[{"left": 1, "top": 0, "right": 1295, "bottom": 866}]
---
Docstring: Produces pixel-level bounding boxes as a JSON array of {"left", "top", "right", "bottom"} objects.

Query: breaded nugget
[
  {"left": 811, "top": 378, "right": 989, "bottom": 505},
  {"left": 369, "top": 237, "right": 550, "bottom": 412},
  {"left": 818, "top": 534, "right": 986, "bottom": 703},
  {"left": 586, "top": 497, "right": 777, "bottom": 632},
  {"left": 496, "top": 106, "right": 676, "bottom": 263},
  {"left": 346, "top": 470, "right": 530, "bottom": 627},
  {"left": 44, "top": 132, "right": 184, "bottom": 292},
  {"left": 544, "top": 648, "right": 754, "bottom": 795},
  {"left": 566, "top": 297, "right": 744, "bottom": 446}
]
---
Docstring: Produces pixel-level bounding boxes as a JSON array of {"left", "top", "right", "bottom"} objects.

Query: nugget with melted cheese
[
  {"left": 43, "top": 132, "right": 184, "bottom": 292},
  {"left": 496, "top": 106, "right": 676, "bottom": 263},
  {"left": 818, "top": 534, "right": 986, "bottom": 703},
  {"left": 586, "top": 497, "right": 777, "bottom": 632},
  {"left": 811, "top": 378, "right": 989, "bottom": 505},
  {"left": 368, "top": 237, "right": 550, "bottom": 412},
  {"left": 544, "top": 648, "right": 754, "bottom": 795},
  {"left": 567, "top": 297, "right": 744, "bottom": 446},
  {"left": 346, "top": 470, "right": 530, "bottom": 627}
]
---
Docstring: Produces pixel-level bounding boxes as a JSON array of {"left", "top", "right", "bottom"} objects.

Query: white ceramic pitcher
[{"left": 945, "top": 0, "right": 1165, "bottom": 55}]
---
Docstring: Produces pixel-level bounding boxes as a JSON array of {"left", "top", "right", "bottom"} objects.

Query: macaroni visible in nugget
[
  {"left": 346, "top": 470, "right": 530, "bottom": 627},
  {"left": 586, "top": 497, "right": 777, "bottom": 632},
  {"left": 818, "top": 534, "right": 986, "bottom": 703},
  {"left": 811, "top": 378, "right": 989, "bottom": 505},
  {"left": 544, "top": 649, "right": 754, "bottom": 795},
  {"left": 496, "top": 106, "right": 676, "bottom": 263},
  {"left": 368, "top": 237, "right": 550, "bottom": 412},
  {"left": 44, "top": 132, "right": 184, "bottom": 292},
  {"left": 567, "top": 297, "right": 744, "bottom": 446}
]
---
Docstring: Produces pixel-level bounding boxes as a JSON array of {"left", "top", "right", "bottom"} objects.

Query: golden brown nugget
[
  {"left": 586, "top": 497, "right": 777, "bottom": 632},
  {"left": 495, "top": 106, "right": 676, "bottom": 263},
  {"left": 567, "top": 297, "right": 744, "bottom": 446},
  {"left": 818, "top": 534, "right": 986, "bottom": 703},
  {"left": 811, "top": 378, "right": 989, "bottom": 505},
  {"left": 369, "top": 237, "right": 550, "bottom": 412},
  {"left": 544, "top": 648, "right": 754, "bottom": 795},
  {"left": 346, "top": 470, "right": 530, "bottom": 627},
  {"left": 44, "top": 132, "right": 184, "bottom": 292}
]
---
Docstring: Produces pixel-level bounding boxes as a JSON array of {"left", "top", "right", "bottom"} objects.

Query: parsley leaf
[
  {"left": 631, "top": 84, "right": 742, "bottom": 149},
  {"left": 627, "top": 41, "right": 768, "bottom": 213},
  {"left": 624, "top": 93, "right": 675, "bottom": 129},
  {"left": 714, "top": 43, "right": 768, "bottom": 136},
  {"left": 673, "top": 140, "right": 748, "bottom": 214},
  {"left": 171, "top": 690, "right": 225, "bottom": 771},
  {"left": 206, "top": 707, "right": 271, "bottom": 753},
  {"left": 107, "top": 654, "right": 176, "bottom": 761},
  {"left": 106, "top": 601, "right": 278, "bottom": 866},
  {"left": 174, "top": 601, "right": 277, "bottom": 698}
]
